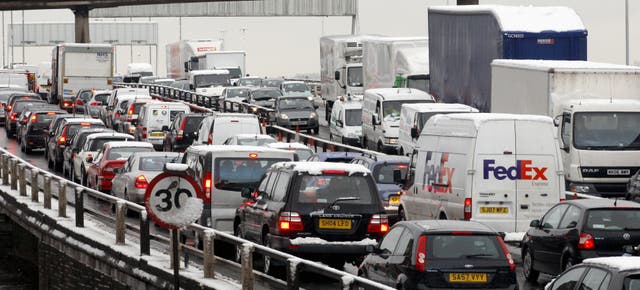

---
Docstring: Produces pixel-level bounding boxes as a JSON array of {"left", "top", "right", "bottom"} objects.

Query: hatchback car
[
  {"left": 248, "top": 88, "right": 282, "bottom": 109},
  {"left": 306, "top": 152, "right": 362, "bottom": 163},
  {"left": 86, "top": 141, "right": 155, "bottom": 192},
  {"left": 20, "top": 108, "right": 67, "bottom": 154},
  {"left": 274, "top": 95, "right": 319, "bottom": 134},
  {"left": 359, "top": 220, "right": 517, "bottom": 290},
  {"left": 111, "top": 152, "right": 181, "bottom": 204},
  {"left": 161, "top": 113, "right": 206, "bottom": 152},
  {"left": 46, "top": 118, "right": 105, "bottom": 171},
  {"left": 544, "top": 256, "right": 640, "bottom": 290},
  {"left": 280, "top": 81, "right": 311, "bottom": 97},
  {"left": 84, "top": 90, "right": 111, "bottom": 118},
  {"left": 522, "top": 199, "right": 640, "bottom": 282},
  {"left": 262, "top": 78, "right": 284, "bottom": 88},
  {"left": 237, "top": 77, "right": 262, "bottom": 88},
  {"left": 235, "top": 162, "right": 387, "bottom": 272},
  {"left": 6, "top": 99, "right": 47, "bottom": 137},
  {"left": 75, "top": 132, "right": 134, "bottom": 185},
  {"left": 219, "top": 86, "right": 252, "bottom": 108},
  {"left": 221, "top": 134, "right": 276, "bottom": 147},
  {"left": 62, "top": 128, "right": 111, "bottom": 179}
]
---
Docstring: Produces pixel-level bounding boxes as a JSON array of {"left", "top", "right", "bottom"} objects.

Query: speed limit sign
[{"left": 144, "top": 172, "right": 203, "bottom": 229}]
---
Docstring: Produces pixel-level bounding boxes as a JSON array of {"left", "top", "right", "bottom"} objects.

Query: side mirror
[
  {"left": 241, "top": 188, "right": 254, "bottom": 199},
  {"left": 529, "top": 219, "right": 541, "bottom": 228},
  {"left": 553, "top": 115, "right": 562, "bottom": 127},
  {"left": 162, "top": 125, "right": 169, "bottom": 132},
  {"left": 393, "top": 169, "right": 403, "bottom": 184},
  {"left": 372, "top": 114, "right": 379, "bottom": 126},
  {"left": 411, "top": 127, "right": 419, "bottom": 138},
  {"left": 334, "top": 70, "right": 341, "bottom": 81},
  {"left": 336, "top": 120, "right": 343, "bottom": 128},
  {"left": 113, "top": 168, "right": 121, "bottom": 174},
  {"left": 85, "top": 156, "right": 93, "bottom": 163}
]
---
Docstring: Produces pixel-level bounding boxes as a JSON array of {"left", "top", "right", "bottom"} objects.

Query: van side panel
[{"left": 211, "top": 118, "right": 260, "bottom": 145}]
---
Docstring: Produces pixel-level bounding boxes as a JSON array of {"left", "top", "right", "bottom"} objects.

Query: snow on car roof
[
  {"left": 401, "top": 103, "right": 478, "bottom": 112},
  {"left": 235, "top": 134, "right": 276, "bottom": 140},
  {"left": 105, "top": 141, "right": 154, "bottom": 148},
  {"left": 64, "top": 118, "right": 104, "bottom": 124},
  {"left": 492, "top": 60, "right": 640, "bottom": 72},
  {"left": 86, "top": 132, "right": 134, "bottom": 140},
  {"left": 583, "top": 257, "right": 640, "bottom": 272},
  {"left": 188, "top": 144, "right": 291, "bottom": 154},
  {"left": 273, "top": 162, "right": 371, "bottom": 175},
  {"left": 366, "top": 88, "right": 434, "bottom": 101},
  {"left": 430, "top": 113, "right": 553, "bottom": 129},
  {"left": 429, "top": 5, "right": 585, "bottom": 33},
  {"left": 266, "top": 142, "right": 311, "bottom": 150}
]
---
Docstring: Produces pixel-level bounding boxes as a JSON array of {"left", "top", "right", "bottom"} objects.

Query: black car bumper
[
  {"left": 276, "top": 119, "right": 319, "bottom": 130},
  {"left": 24, "top": 136, "right": 46, "bottom": 148}
]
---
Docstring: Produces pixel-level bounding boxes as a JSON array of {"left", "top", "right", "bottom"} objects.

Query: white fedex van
[
  {"left": 398, "top": 103, "right": 478, "bottom": 156},
  {"left": 136, "top": 102, "right": 191, "bottom": 150},
  {"left": 361, "top": 88, "right": 434, "bottom": 154},
  {"left": 400, "top": 113, "right": 565, "bottom": 233}
]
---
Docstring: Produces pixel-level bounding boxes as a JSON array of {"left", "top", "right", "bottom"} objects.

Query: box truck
[
  {"left": 188, "top": 51, "right": 246, "bottom": 85},
  {"left": 166, "top": 39, "right": 223, "bottom": 80},
  {"left": 428, "top": 5, "right": 587, "bottom": 112},
  {"left": 362, "top": 37, "right": 429, "bottom": 93},
  {"left": 491, "top": 59, "right": 640, "bottom": 197},
  {"left": 50, "top": 43, "right": 114, "bottom": 105}
]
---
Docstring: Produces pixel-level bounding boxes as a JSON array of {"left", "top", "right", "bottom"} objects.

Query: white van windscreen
[{"left": 214, "top": 158, "right": 289, "bottom": 191}]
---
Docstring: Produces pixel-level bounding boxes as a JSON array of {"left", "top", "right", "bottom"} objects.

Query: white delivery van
[
  {"left": 398, "top": 103, "right": 478, "bottom": 156},
  {"left": 206, "top": 113, "right": 260, "bottom": 145},
  {"left": 181, "top": 145, "right": 295, "bottom": 232},
  {"left": 136, "top": 102, "right": 191, "bottom": 150},
  {"left": 193, "top": 115, "right": 214, "bottom": 145},
  {"left": 329, "top": 96, "right": 363, "bottom": 147},
  {"left": 400, "top": 113, "right": 565, "bottom": 233},
  {"left": 362, "top": 88, "right": 434, "bottom": 154}
]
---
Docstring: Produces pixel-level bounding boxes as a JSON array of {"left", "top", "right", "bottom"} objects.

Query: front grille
[{"left": 594, "top": 183, "right": 627, "bottom": 193}]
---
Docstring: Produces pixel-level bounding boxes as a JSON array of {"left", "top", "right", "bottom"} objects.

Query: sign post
[{"left": 145, "top": 164, "right": 203, "bottom": 290}]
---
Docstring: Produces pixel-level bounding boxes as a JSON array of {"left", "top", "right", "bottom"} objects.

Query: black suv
[
  {"left": 46, "top": 119, "right": 105, "bottom": 171},
  {"left": 359, "top": 220, "right": 517, "bottom": 290},
  {"left": 234, "top": 161, "right": 387, "bottom": 272},
  {"left": 522, "top": 199, "right": 640, "bottom": 283},
  {"left": 162, "top": 113, "right": 207, "bottom": 152},
  {"left": 20, "top": 109, "right": 67, "bottom": 154},
  {"left": 6, "top": 99, "right": 48, "bottom": 137}
]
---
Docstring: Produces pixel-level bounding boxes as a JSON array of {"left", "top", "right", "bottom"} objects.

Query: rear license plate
[
  {"left": 389, "top": 195, "right": 400, "bottom": 205},
  {"left": 319, "top": 219, "right": 352, "bottom": 230},
  {"left": 480, "top": 207, "right": 509, "bottom": 214},
  {"left": 449, "top": 273, "right": 487, "bottom": 283},
  {"left": 150, "top": 132, "right": 165, "bottom": 137}
]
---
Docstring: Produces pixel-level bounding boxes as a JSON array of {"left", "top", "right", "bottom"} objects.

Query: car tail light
[
  {"left": 203, "top": 171, "right": 212, "bottom": 203},
  {"left": 142, "top": 133, "right": 147, "bottom": 139},
  {"left": 560, "top": 198, "right": 566, "bottom": 202},
  {"left": 578, "top": 232, "right": 595, "bottom": 250},
  {"left": 322, "top": 169, "right": 347, "bottom": 175},
  {"left": 58, "top": 127, "right": 67, "bottom": 145},
  {"left": 177, "top": 119, "right": 186, "bottom": 141},
  {"left": 30, "top": 114, "right": 37, "bottom": 122},
  {"left": 90, "top": 102, "right": 100, "bottom": 106},
  {"left": 207, "top": 131, "right": 213, "bottom": 145},
  {"left": 415, "top": 235, "right": 427, "bottom": 272},
  {"left": 62, "top": 101, "right": 71, "bottom": 108},
  {"left": 76, "top": 99, "right": 83, "bottom": 106},
  {"left": 9, "top": 113, "right": 16, "bottom": 121},
  {"left": 464, "top": 198, "right": 472, "bottom": 220},
  {"left": 367, "top": 214, "right": 389, "bottom": 233},
  {"left": 278, "top": 212, "right": 303, "bottom": 235},
  {"left": 128, "top": 126, "right": 136, "bottom": 134},
  {"left": 114, "top": 112, "right": 120, "bottom": 118},
  {"left": 134, "top": 175, "right": 148, "bottom": 189},
  {"left": 7, "top": 105, "right": 11, "bottom": 111},
  {"left": 497, "top": 236, "right": 515, "bottom": 272},
  {"left": 128, "top": 105, "right": 134, "bottom": 115}
]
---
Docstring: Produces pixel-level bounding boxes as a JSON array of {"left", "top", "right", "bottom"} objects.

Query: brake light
[
  {"left": 90, "top": 102, "right": 100, "bottom": 106},
  {"left": 177, "top": 119, "right": 186, "bottom": 141},
  {"left": 62, "top": 101, "right": 71, "bottom": 108},
  {"left": 76, "top": 99, "right": 83, "bottom": 106},
  {"left": 6, "top": 105, "right": 11, "bottom": 111},
  {"left": 9, "top": 113, "right": 16, "bottom": 121},
  {"left": 278, "top": 212, "right": 303, "bottom": 235},
  {"left": 128, "top": 126, "right": 136, "bottom": 134},
  {"left": 560, "top": 199, "right": 566, "bottom": 203},
  {"left": 367, "top": 214, "right": 389, "bottom": 234},
  {"left": 47, "top": 112, "right": 56, "bottom": 115},
  {"left": 203, "top": 171, "right": 212, "bottom": 203},
  {"left": 578, "top": 232, "right": 595, "bottom": 250},
  {"left": 464, "top": 198, "right": 472, "bottom": 220},
  {"left": 415, "top": 235, "right": 427, "bottom": 272},
  {"left": 114, "top": 112, "right": 120, "bottom": 118},
  {"left": 134, "top": 175, "right": 148, "bottom": 189},
  {"left": 80, "top": 122, "right": 92, "bottom": 126},
  {"left": 397, "top": 164, "right": 408, "bottom": 169},
  {"left": 322, "top": 169, "right": 347, "bottom": 175},
  {"left": 58, "top": 136, "right": 66, "bottom": 144},
  {"left": 497, "top": 236, "right": 515, "bottom": 272},
  {"left": 142, "top": 133, "right": 147, "bottom": 139},
  {"left": 248, "top": 153, "right": 258, "bottom": 159},
  {"left": 128, "top": 105, "right": 134, "bottom": 115},
  {"left": 31, "top": 115, "right": 37, "bottom": 122},
  {"left": 207, "top": 131, "right": 213, "bottom": 145}
]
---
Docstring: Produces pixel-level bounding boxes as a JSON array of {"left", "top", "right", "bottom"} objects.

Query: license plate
[
  {"left": 480, "top": 207, "right": 509, "bottom": 214},
  {"left": 319, "top": 219, "right": 352, "bottom": 230},
  {"left": 150, "top": 132, "right": 165, "bottom": 137},
  {"left": 607, "top": 169, "right": 630, "bottom": 176},
  {"left": 449, "top": 273, "right": 487, "bottom": 283},
  {"left": 389, "top": 195, "right": 400, "bottom": 205}
]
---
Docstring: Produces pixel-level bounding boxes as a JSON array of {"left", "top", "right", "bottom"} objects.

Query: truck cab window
[{"left": 561, "top": 113, "right": 571, "bottom": 148}]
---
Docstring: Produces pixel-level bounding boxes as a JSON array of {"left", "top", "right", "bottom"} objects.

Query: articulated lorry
[
  {"left": 362, "top": 37, "right": 429, "bottom": 93},
  {"left": 50, "top": 43, "right": 114, "bottom": 105},
  {"left": 428, "top": 5, "right": 587, "bottom": 111},
  {"left": 491, "top": 60, "right": 640, "bottom": 198},
  {"left": 188, "top": 51, "right": 246, "bottom": 85},
  {"left": 166, "top": 39, "right": 223, "bottom": 80}
]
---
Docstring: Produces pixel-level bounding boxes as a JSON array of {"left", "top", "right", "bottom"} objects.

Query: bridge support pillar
[{"left": 73, "top": 6, "right": 90, "bottom": 43}]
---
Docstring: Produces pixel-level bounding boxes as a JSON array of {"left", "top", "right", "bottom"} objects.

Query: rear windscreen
[
  {"left": 295, "top": 175, "right": 373, "bottom": 204},
  {"left": 237, "top": 138, "right": 275, "bottom": 146},
  {"left": 107, "top": 147, "right": 154, "bottom": 160},
  {"left": 15, "top": 101, "right": 46, "bottom": 112},
  {"left": 94, "top": 93, "right": 109, "bottom": 104},
  {"left": 89, "top": 138, "right": 130, "bottom": 151},
  {"left": 625, "top": 275, "right": 640, "bottom": 290},
  {"left": 35, "top": 113, "right": 60, "bottom": 124},
  {"left": 373, "top": 163, "right": 408, "bottom": 184},
  {"left": 428, "top": 235, "right": 502, "bottom": 259},
  {"left": 67, "top": 124, "right": 105, "bottom": 138},
  {"left": 139, "top": 156, "right": 181, "bottom": 171},
  {"left": 214, "top": 158, "right": 289, "bottom": 190},
  {"left": 325, "top": 157, "right": 353, "bottom": 163},
  {"left": 585, "top": 209, "right": 640, "bottom": 231},
  {"left": 184, "top": 116, "right": 205, "bottom": 132},
  {"left": 133, "top": 103, "right": 146, "bottom": 114}
]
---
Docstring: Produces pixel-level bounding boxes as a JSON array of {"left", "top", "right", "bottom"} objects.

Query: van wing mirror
[
  {"left": 162, "top": 125, "right": 169, "bottom": 132},
  {"left": 336, "top": 119, "right": 343, "bottom": 127},
  {"left": 411, "top": 127, "right": 419, "bottom": 138},
  {"left": 334, "top": 70, "right": 341, "bottom": 81},
  {"left": 372, "top": 114, "right": 380, "bottom": 125},
  {"left": 553, "top": 115, "right": 562, "bottom": 127},
  {"left": 241, "top": 188, "right": 254, "bottom": 199}
]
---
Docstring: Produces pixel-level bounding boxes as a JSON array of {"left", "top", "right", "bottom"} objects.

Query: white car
[
  {"left": 111, "top": 152, "right": 181, "bottom": 204},
  {"left": 74, "top": 132, "right": 134, "bottom": 185},
  {"left": 265, "top": 142, "right": 314, "bottom": 161}
]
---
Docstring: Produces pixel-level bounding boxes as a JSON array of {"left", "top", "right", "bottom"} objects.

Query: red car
[{"left": 85, "top": 141, "right": 155, "bottom": 192}]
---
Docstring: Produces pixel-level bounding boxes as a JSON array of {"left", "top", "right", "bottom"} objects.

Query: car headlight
[
  {"left": 280, "top": 114, "right": 289, "bottom": 120},
  {"left": 307, "top": 96, "right": 314, "bottom": 101},
  {"left": 309, "top": 112, "right": 317, "bottom": 119},
  {"left": 569, "top": 183, "right": 595, "bottom": 193},
  {"left": 251, "top": 107, "right": 258, "bottom": 113},
  {"left": 385, "top": 137, "right": 398, "bottom": 144}
]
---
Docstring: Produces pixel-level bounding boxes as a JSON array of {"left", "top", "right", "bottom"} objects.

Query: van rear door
[
  {"left": 514, "top": 120, "right": 561, "bottom": 232},
  {"left": 473, "top": 120, "right": 517, "bottom": 232},
  {"left": 211, "top": 118, "right": 259, "bottom": 145}
]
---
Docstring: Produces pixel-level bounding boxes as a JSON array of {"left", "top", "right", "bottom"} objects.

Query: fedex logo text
[{"left": 483, "top": 160, "right": 547, "bottom": 180}]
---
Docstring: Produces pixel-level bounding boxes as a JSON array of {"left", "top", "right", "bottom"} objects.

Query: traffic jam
[{"left": 3, "top": 4, "right": 640, "bottom": 290}]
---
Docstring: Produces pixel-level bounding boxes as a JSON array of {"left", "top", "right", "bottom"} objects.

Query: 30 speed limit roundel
[{"left": 144, "top": 172, "right": 203, "bottom": 229}]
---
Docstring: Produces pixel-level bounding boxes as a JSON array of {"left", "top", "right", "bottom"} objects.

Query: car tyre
[
  {"left": 233, "top": 224, "right": 243, "bottom": 263},
  {"left": 523, "top": 247, "right": 540, "bottom": 283}
]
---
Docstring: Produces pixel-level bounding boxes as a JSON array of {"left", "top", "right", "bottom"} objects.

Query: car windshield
[
  {"left": 107, "top": 147, "right": 154, "bottom": 160},
  {"left": 194, "top": 74, "right": 230, "bottom": 88},
  {"left": 239, "top": 78, "right": 262, "bottom": 87},
  {"left": 214, "top": 158, "right": 289, "bottom": 191},
  {"left": 283, "top": 83, "right": 309, "bottom": 93},
  {"left": 263, "top": 80, "right": 283, "bottom": 88},
  {"left": 345, "top": 109, "right": 362, "bottom": 126},
  {"left": 296, "top": 175, "right": 373, "bottom": 204},
  {"left": 14, "top": 101, "right": 47, "bottom": 112},
  {"left": 139, "top": 156, "right": 180, "bottom": 171},
  {"left": 347, "top": 66, "right": 363, "bottom": 87},
  {"left": 34, "top": 113, "right": 60, "bottom": 124},
  {"left": 252, "top": 90, "right": 281, "bottom": 100},
  {"left": 237, "top": 137, "right": 276, "bottom": 146},
  {"left": 278, "top": 98, "right": 314, "bottom": 110},
  {"left": 416, "top": 111, "right": 469, "bottom": 134},
  {"left": 226, "top": 68, "right": 242, "bottom": 79},
  {"left": 373, "top": 163, "right": 408, "bottom": 184},
  {"left": 184, "top": 116, "right": 205, "bottom": 132},
  {"left": 585, "top": 209, "right": 640, "bottom": 231},
  {"left": 573, "top": 112, "right": 640, "bottom": 150},
  {"left": 428, "top": 235, "right": 502, "bottom": 259},
  {"left": 132, "top": 103, "right": 147, "bottom": 114},
  {"left": 89, "top": 138, "right": 130, "bottom": 151},
  {"left": 383, "top": 100, "right": 427, "bottom": 122},
  {"left": 226, "top": 89, "right": 250, "bottom": 98}
]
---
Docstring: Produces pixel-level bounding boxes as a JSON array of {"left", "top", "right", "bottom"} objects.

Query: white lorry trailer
[
  {"left": 362, "top": 37, "right": 429, "bottom": 93},
  {"left": 50, "top": 43, "right": 114, "bottom": 105},
  {"left": 127, "top": 63, "right": 153, "bottom": 77},
  {"left": 491, "top": 59, "right": 640, "bottom": 197},
  {"left": 166, "top": 39, "right": 223, "bottom": 80},
  {"left": 189, "top": 51, "right": 246, "bottom": 85}
]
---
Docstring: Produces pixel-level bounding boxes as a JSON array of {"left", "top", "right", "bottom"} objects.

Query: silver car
[
  {"left": 110, "top": 152, "right": 181, "bottom": 204},
  {"left": 84, "top": 90, "right": 111, "bottom": 118}
]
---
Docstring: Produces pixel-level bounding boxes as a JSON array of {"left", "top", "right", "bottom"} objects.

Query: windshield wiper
[{"left": 325, "top": 196, "right": 359, "bottom": 210}]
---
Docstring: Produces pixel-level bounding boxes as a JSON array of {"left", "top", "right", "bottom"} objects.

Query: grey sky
[{"left": 0, "top": 0, "right": 637, "bottom": 77}]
